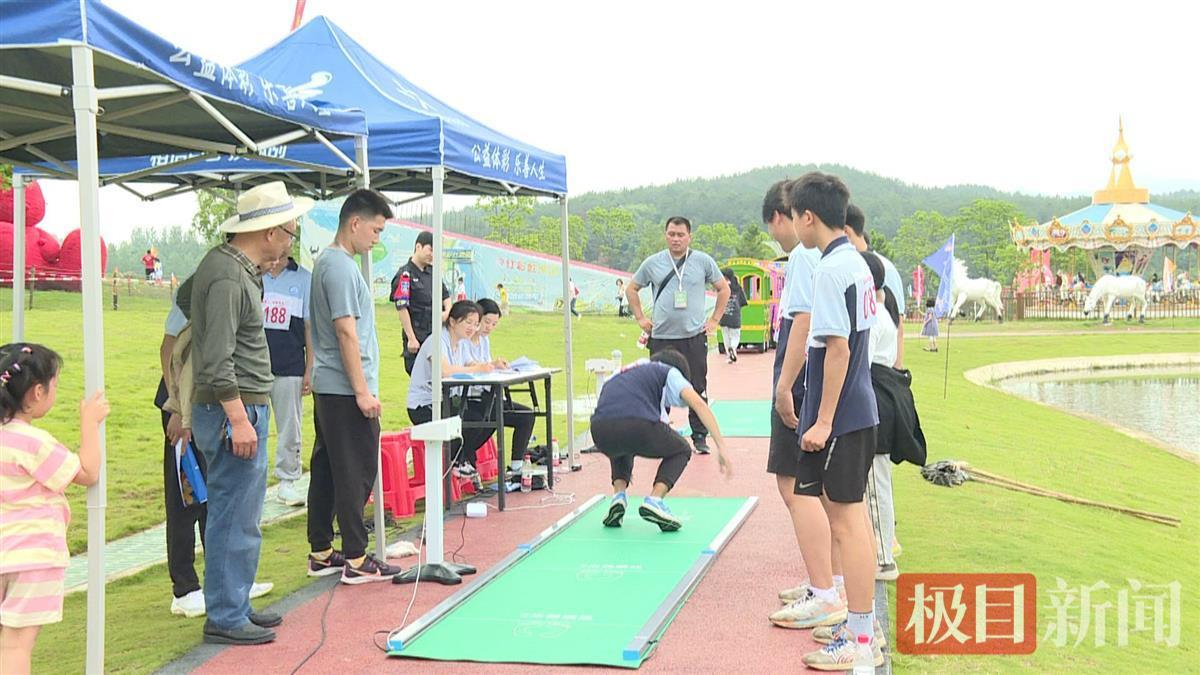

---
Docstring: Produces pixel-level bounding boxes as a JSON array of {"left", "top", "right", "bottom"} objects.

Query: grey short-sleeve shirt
[
  {"left": 310, "top": 247, "right": 379, "bottom": 397},
  {"left": 632, "top": 249, "right": 722, "bottom": 339}
]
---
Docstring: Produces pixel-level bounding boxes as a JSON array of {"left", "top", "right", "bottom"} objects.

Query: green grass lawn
[
  {"left": 889, "top": 330, "right": 1199, "bottom": 673},
  {"left": 899, "top": 316, "right": 1200, "bottom": 333},
  {"left": 3, "top": 290, "right": 1197, "bottom": 673},
  {"left": 0, "top": 289, "right": 634, "bottom": 552}
]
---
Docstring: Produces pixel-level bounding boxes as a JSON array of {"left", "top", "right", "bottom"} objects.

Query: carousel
[{"left": 1010, "top": 121, "right": 1198, "bottom": 281}]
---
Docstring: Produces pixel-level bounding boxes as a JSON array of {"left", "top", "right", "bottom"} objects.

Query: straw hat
[{"left": 219, "top": 181, "right": 314, "bottom": 233}]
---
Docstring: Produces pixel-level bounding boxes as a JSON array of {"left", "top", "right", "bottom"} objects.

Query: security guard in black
[{"left": 393, "top": 230, "right": 450, "bottom": 375}]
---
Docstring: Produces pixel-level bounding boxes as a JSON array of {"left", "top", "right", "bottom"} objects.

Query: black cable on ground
[{"left": 289, "top": 579, "right": 338, "bottom": 674}]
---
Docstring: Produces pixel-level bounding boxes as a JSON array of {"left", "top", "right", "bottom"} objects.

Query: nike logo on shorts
[{"left": 797, "top": 481, "right": 819, "bottom": 489}]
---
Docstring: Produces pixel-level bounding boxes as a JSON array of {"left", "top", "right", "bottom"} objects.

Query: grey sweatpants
[
  {"left": 865, "top": 453, "right": 895, "bottom": 567},
  {"left": 271, "top": 375, "right": 304, "bottom": 481}
]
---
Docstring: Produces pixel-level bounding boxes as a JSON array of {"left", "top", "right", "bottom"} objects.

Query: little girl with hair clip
[{"left": 0, "top": 343, "right": 109, "bottom": 675}]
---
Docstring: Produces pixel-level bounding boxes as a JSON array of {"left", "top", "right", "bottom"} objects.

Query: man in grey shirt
[
  {"left": 186, "top": 181, "right": 307, "bottom": 645},
  {"left": 626, "top": 216, "right": 731, "bottom": 453},
  {"left": 306, "top": 189, "right": 403, "bottom": 584}
]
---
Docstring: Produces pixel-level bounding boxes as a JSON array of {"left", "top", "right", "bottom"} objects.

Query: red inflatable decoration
[{"left": 1, "top": 179, "right": 108, "bottom": 291}]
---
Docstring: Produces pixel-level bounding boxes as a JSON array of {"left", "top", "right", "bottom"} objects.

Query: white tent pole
[
  {"left": 12, "top": 175, "right": 25, "bottom": 341},
  {"left": 353, "top": 136, "right": 387, "bottom": 561},
  {"left": 559, "top": 196, "right": 578, "bottom": 467},
  {"left": 426, "top": 165, "right": 446, "bottom": 565},
  {"left": 72, "top": 44, "right": 107, "bottom": 675}
]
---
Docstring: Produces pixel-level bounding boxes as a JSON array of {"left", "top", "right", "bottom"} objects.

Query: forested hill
[{"left": 537, "top": 163, "right": 1198, "bottom": 236}]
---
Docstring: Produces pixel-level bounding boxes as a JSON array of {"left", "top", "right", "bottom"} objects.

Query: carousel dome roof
[{"left": 1010, "top": 121, "right": 1197, "bottom": 252}]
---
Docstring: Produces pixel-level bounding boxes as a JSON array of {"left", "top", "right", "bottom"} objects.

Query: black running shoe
[
  {"left": 307, "top": 550, "right": 347, "bottom": 577},
  {"left": 341, "top": 555, "right": 402, "bottom": 585}
]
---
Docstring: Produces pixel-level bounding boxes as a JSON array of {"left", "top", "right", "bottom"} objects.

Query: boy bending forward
[{"left": 589, "top": 350, "right": 733, "bottom": 531}]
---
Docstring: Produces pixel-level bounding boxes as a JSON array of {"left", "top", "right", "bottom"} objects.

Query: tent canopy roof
[
  {"left": 1, "top": 0, "right": 365, "bottom": 177},
  {"left": 55, "top": 15, "right": 567, "bottom": 199}
]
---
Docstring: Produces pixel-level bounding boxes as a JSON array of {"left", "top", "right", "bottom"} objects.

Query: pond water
[{"left": 998, "top": 367, "right": 1199, "bottom": 454}]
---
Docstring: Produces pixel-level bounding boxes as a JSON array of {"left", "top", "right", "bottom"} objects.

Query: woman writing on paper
[
  {"left": 406, "top": 300, "right": 495, "bottom": 484},
  {"left": 463, "top": 299, "right": 537, "bottom": 473}
]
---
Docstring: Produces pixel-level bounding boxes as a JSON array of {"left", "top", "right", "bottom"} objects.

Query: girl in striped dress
[{"left": 0, "top": 344, "right": 108, "bottom": 675}]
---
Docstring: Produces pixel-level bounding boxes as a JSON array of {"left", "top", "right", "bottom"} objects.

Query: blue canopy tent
[
  {"left": 0, "top": 2, "right": 366, "bottom": 671},
  {"left": 72, "top": 17, "right": 577, "bottom": 585},
  {"left": 90, "top": 17, "right": 567, "bottom": 199}
]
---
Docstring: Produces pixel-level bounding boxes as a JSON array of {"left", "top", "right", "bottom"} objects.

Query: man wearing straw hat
[{"left": 183, "top": 181, "right": 309, "bottom": 646}]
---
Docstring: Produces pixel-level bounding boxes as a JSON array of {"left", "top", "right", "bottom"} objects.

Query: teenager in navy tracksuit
[{"left": 589, "top": 349, "right": 733, "bottom": 531}]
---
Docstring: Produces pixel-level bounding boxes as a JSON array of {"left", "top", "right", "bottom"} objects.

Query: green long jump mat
[
  {"left": 388, "top": 495, "right": 756, "bottom": 668},
  {"left": 679, "top": 399, "right": 773, "bottom": 437}
]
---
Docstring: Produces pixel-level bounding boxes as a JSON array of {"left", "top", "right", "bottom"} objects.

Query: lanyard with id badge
[{"left": 672, "top": 250, "right": 690, "bottom": 309}]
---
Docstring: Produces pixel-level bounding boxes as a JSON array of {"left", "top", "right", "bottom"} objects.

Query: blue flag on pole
[{"left": 922, "top": 234, "right": 956, "bottom": 318}]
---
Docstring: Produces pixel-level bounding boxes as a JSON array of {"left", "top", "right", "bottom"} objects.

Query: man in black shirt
[{"left": 392, "top": 230, "right": 450, "bottom": 375}]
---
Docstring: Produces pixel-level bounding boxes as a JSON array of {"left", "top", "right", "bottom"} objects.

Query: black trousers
[
  {"left": 403, "top": 330, "right": 431, "bottom": 376},
  {"left": 407, "top": 401, "right": 493, "bottom": 468},
  {"left": 592, "top": 417, "right": 692, "bottom": 490},
  {"left": 501, "top": 399, "right": 536, "bottom": 463},
  {"left": 161, "top": 409, "right": 207, "bottom": 598},
  {"left": 471, "top": 389, "right": 536, "bottom": 463},
  {"left": 648, "top": 332, "right": 709, "bottom": 437},
  {"left": 307, "top": 394, "right": 380, "bottom": 559}
]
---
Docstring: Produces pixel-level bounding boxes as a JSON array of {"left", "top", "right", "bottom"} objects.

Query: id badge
[{"left": 673, "top": 290, "right": 688, "bottom": 309}]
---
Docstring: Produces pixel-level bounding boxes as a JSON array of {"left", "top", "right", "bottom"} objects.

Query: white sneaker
[
  {"left": 779, "top": 581, "right": 811, "bottom": 604},
  {"left": 802, "top": 636, "right": 884, "bottom": 670},
  {"left": 170, "top": 589, "right": 205, "bottom": 618},
  {"left": 813, "top": 618, "right": 887, "bottom": 647},
  {"left": 779, "top": 580, "right": 845, "bottom": 605},
  {"left": 249, "top": 581, "right": 273, "bottom": 599},
  {"left": 769, "top": 591, "right": 847, "bottom": 629},
  {"left": 876, "top": 562, "right": 899, "bottom": 581},
  {"left": 277, "top": 480, "right": 306, "bottom": 506}
]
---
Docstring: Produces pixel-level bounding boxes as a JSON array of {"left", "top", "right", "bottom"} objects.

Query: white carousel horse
[
  {"left": 949, "top": 259, "right": 1004, "bottom": 322},
  {"left": 1083, "top": 275, "right": 1148, "bottom": 324}
]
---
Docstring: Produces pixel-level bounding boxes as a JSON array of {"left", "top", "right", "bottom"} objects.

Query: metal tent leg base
[{"left": 392, "top": 562, "right": 477, "bottom": 586}]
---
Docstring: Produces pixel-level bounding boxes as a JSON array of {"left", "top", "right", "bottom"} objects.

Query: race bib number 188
[
  {"left": 263, "top": 293, "right": 302, "bottom": 330},
  {"left": 856, "top": 276, "right": 879, "bottom": 330}
]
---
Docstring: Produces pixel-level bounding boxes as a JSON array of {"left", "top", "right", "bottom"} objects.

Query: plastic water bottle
[
  {"left": 520, "top": 453, "right": 533, "bottom": 493},
  {"left": 852, "top": 634, "right": 873, "bottom": 674},
  {"left": 637, "top": 331, "right": 650, "bottom": 349},
  {"left": 551, "top": 438, "right": 561, "bottom": 466}
]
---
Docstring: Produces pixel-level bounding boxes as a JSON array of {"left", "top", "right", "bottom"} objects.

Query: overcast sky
[{"left": 32, "top": 0, "right": 1199, "bottom": 242}]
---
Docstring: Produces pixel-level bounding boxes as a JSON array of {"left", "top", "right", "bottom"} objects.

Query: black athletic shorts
[
  {"left": 766, "top": 407, "right": 802, "bottom": 477},
  {"left": 793, "top": 425, "right": 877, "bottom": 503}
]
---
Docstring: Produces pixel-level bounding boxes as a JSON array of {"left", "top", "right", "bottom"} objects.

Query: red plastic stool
[
  {"left": 475, "top": 438, "right": 499, "bottom": 481},
  {"left": 378, "top": 430, "right": 423, "bottom": 518}
]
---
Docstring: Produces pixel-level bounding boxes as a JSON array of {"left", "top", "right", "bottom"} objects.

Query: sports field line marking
[{"left": 427, "top": 615, "right": 648, "bottom": 630}]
